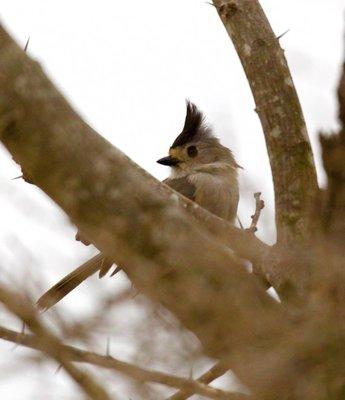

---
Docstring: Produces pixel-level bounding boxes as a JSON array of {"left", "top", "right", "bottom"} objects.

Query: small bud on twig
[{"left": 246, "top": 192, "right": 265, "bottom": 234}]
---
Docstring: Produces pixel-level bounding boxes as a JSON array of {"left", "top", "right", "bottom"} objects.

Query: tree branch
[
  {"left": 0, "top": 286, "right": 112, "bottom": 400},
  {"left": 212, "top": 0, "right": 318, "bottom": 245},
  {"left": 0, "top": 325, "right": 247, "bottom": 400}
]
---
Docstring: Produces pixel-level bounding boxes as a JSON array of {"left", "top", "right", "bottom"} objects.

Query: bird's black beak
[{"left": 156, "top": 156, "right": 180, "bottom": 166}]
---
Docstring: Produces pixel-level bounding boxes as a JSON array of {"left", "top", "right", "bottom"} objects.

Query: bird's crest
[{"left": 171, "top": 101, "right": 213, "bottom": 148}]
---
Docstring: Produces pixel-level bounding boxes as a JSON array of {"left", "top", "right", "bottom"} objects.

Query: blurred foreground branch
[
  {"left": 0, "top": 325, "right": 246, "bottom": 400},
  {"left": 0, "top": 286, "right": 112, "bottom": 400}
]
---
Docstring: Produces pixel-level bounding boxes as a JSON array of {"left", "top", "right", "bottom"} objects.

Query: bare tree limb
[
  {"left": 212, "top": 0, "right": 318, "bottom": 245},
  {"left": 0, "top": 325, "right": 247, "bottom": 400},
  {"left": 0, "top": 286, "right": 112, "bottom": 400}
]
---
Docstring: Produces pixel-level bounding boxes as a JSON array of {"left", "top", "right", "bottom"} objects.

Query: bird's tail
[{"left": 37, "top": 253, "right": 114, "bottom": 310}]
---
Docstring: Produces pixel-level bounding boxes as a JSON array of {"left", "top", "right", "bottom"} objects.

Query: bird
[{"left": 37, "top": 101, "right": 241, "bottom": 310}]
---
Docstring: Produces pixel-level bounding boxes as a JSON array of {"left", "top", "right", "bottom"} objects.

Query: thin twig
[
  {"left": 167, "top": 361, "right": 231, "bottom": 400},
  {"left": 0, "top": 324, "right": 247, "bottom": 400},
  {"left": 246, "top": 192, "right": 265, "bottom": 233}
]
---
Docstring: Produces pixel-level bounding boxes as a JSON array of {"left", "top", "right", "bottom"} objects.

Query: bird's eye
[{"left": 187, "top": 145, "right": 198, "bottom": 158}]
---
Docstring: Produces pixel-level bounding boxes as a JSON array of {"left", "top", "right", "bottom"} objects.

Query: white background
[{"left": 0, "top": 1, "right": 344, "bottom": 398}]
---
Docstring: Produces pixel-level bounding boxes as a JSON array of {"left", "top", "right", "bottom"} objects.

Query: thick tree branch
[
  {"left": 212, "top": 0, "right": 318, "bottom": 245},
  {"left": 0, "top": 325, "right": 247, "bottom": 400}
]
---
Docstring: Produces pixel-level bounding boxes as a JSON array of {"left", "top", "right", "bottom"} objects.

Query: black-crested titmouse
[{"left": 38, "top": 101, "right": 240, "bottom": 309}]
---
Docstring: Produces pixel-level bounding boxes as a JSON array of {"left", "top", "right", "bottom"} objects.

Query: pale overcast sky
[{"left": 0, "top": 1, "right": 344, "bottom": 398}]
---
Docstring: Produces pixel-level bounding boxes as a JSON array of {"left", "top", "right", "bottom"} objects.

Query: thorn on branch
[
  {"left": 237, "top": 216, "right": 244, "bottom": 230},
  {"left": 167, "top": 361, "right": 230, "bottom": 400},
  {"left": 11, "top": 175, "right": 23, "bottom": 180},
  {"left": 24, "top": 37, "right": 30, "bottom": 52},
  {"left": 277, "top": 29, "right": 290, "bottom": 41},
  {"left": 106, "top": 337, "right": 111, "bottom": 357},
  {"left": 11, "top": 322, "right": 27, "bottom": 351},
  {"left": 110, "top": 265, "right": 121, "bottom": 276},
  {"left": 11, "top": 169, "right": 34, "bottom": 184},
  {"left": 246, "top": 192, "right": 265, "bottom": 234},
  {"left": 21, "top": 321, "right": 26, "bottom": 335},
  {"left": 54, "top": 364, "right": 63, "bottom": 375}
]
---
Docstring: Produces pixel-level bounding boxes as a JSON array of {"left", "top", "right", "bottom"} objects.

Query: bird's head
[{"left": 157, "top": 101, "right": 240, "bottom": 174}]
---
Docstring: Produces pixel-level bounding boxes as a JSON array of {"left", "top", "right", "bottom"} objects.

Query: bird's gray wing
[
  {"left": 193, "top": 174, "right": 239, "bottom": 223},
  {"left": 164, "top": 177, "right": 196, "bottom": 201}
]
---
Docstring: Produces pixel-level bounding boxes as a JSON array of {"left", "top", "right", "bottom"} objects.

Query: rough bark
[{"left": 212, "top": 0, "right": 318, "bottom": 246}]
